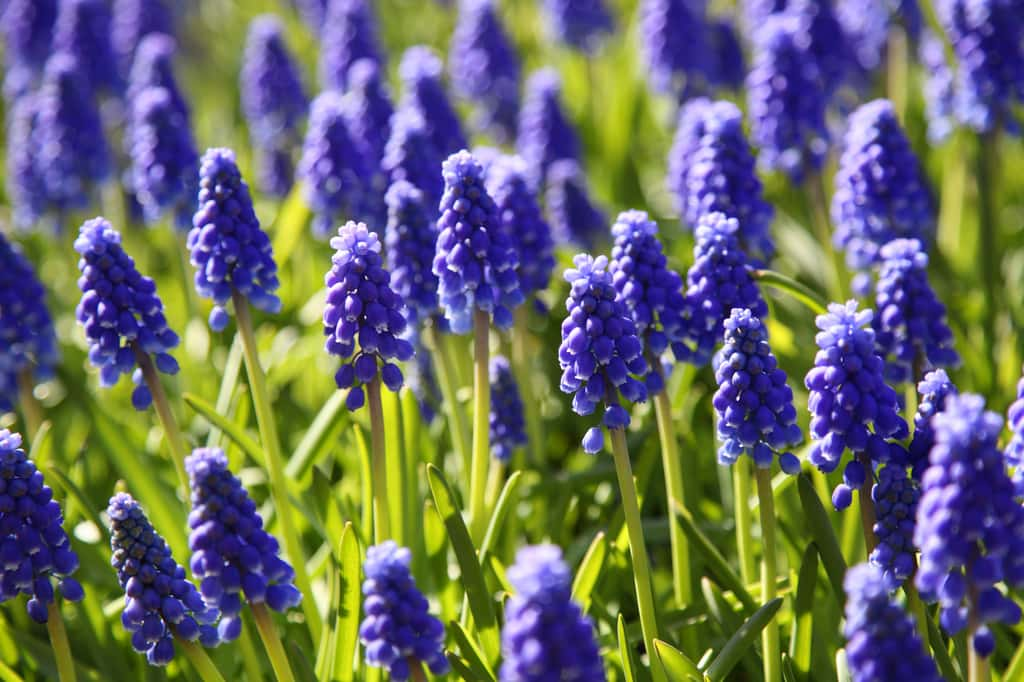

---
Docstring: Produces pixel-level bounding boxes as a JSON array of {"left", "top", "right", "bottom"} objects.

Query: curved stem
[
  {"left": 178, "top": 638, "right": 227, "bottom": 682},
  {"left": 733, "top": 459, "right": 757, "bottom": 585},
  {"left": 251, "top": 602, "right": 296, "bottom": 682},
  {"left": 366, "top": 376, "right": 391, "bottom": 543},
  {"left": 857, "top": 452, "right": 878, "bottom": 554},
  {"left": 904, "top": 579, "right": 930, "bottom": 646},
  {"left": 428, "top": 325, "right": 471, "bottom": 474},
  {"left": 17, "top": 370, "right": 43, "bottom": 439},
  {"left": 134, "top": 346, "right": 189, "bottom": 491},
  {"left": 755, "top": 468, "right": 781, "bottom": 682},
  {"left": 46, "top": 602, "right": 76, "bottom": 682},
  {"left": 468, "top": 309, "right": 491, "bottom": 544}
]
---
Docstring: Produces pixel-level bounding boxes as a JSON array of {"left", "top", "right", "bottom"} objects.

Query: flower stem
[
  {"left": 886, "top": 26, "right": 909, "bottom": 122},
  {"left": 17, "top": 369, "right": 43, "bottom": 439},
  {"left": 733, "top": 458, "right": 757, "bottom": 585},
  {"left": 408, "top": 658, "right": 427, "bottom": 682},
  {"left": 609, "top": 427, "right": 666, "bottom": 682},
  {"left": 232, "top": 292, "right": 319, "bottom": 643},
  {"left": 977, "top": 131, "right": 999, "bottom": 386},
  {"left": 967, "top": 582, "right": 990, "bottom": 682},
  {"left": 904, "top": 579, "right": 930, "bottom": 645},
  {"left": 428, "top": 325, "right": 471, "bottom": 475},
  {"left": 512, "top": 306, "right": 544, "bottom": 464},
  {"left": 366, "top": 376, "right": 391, "bottom": 543},
  {"left": 468, "top": 308, "right": 491, "bottom": 545},
  {"left": 251, "top": 602, "right": 297, "bottom": 682},
  {"left": 46, "top": 602, "right": 76, "bottom": 682},
  {"left": 755, "top": 467, "right": 781, "bottom": 682},
  {"left": 133, "top": 345, "right": 189, "bottom": 491},
  {"left": 857, "top": 452, "right": 878, "bottom": 554},
  {"left": 178, "top": 638, "right": 227, "bottom": 682}
]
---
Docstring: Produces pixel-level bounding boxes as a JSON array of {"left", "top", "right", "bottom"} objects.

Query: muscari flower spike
[
  {"left": 295, "top": 0, "right": 328, "bottom": 32},
  {"left": 1004, "top": 367, "right": 1024, "bottom": 496},
  {"left": 787, "top": 0, "right": 852, "bottom": 93},
  {"left": 0, "top": 429, "right": 83, "bottom": 623},
  {"left": 836, "top": 0, "right": 921, "bottom": 77},
  {"left": 907, "top": 368, "right": 958, "bottom": 478},
  {"left": 500, "top": 544, "right": 605, "bottom": 681},
  {"left": 112, "top": 0, "right": 174, "bottom": 78},
  {"left": 108, "top": 492, "right": 219, "bottom": 666},
  {"left": 712, "top": 308, "right": 802, "bottom": 473},
  {"left": 832, "top": 100, "right": 935, "bottom": 272},
  {"left": 915, "top": 394, "right": 1024, "bottom": 655},
  {"left": 516, "top": 68, "right": 581, "bottom": 192},
  {"left": 53, "top": 0, "right": 123, "bottom": 95},
  {"left": 919, "top": 30, "right": 956, "bottom": 143},
  {"left": 343, "top": 58, "right": 395, "bottom": 182},
  {"left": 74, "top": 218, "right": 180, "bottom": 410},
  {"left": 188, "top": 148, "right": 282, "bottom": 331},
  {"left": 399, "top": 46, "right": 468, "bottom": 157},
  {"left": 385, "top": 180, "right": 441, "bottom": 323},
  {"left": 186, "top": 448, "right": 302, "bottom": 642},
  {"left": 558, "top": 254, "right": 648, "bottom": 454},
  {"left": 403, "top": 327, "right": 443, "bottom": 423},
  {"left": 1, "top": 0, "right": 58, "bottom": 97},
  {"left": 433, "top": 150, "right": 524, "bottom": 334},
  {"left": 382, "top": 108, "right": 445, "bottom": 219},
  {"left": 870, "top": 462, "right": 920, "bottom": 586},
  {"left": 320, "top": 0, "right": 386, "bottom": 91},
  {"left": 668, "top": 98, "right": 712, "bottom": 222},
  {"left": 708, "top": 19, "right": 746, "bottom": 91},
  {"left": 805, "top": 301, "right": 908, "bottom": 510},
  {"left": 843, "top": 563, "right": 942, "bottom": 682},
  {"left": 127, "top": 34, "right": 189, "bottom": 122},
  {"left": 489, "top": 355, "right": 527, "bottom": 462},
  {"left": 545, "top": 159, "right": 606, "bottom": 249},
  {"left": 241, "top": 15, "right": 308, "bottom": 198},
  {"left": 679, "top": 212, "right": 768, "bottom": 366},
  {"left": 639, "top": 0, "right": 710, "bottom": 97},
  {"left": 6, "top": 96, "right": 46, "bottom": 230},
  {"left": 543, "top": 0, "right": 613, "bottom": 54},
  {"left": 324, "top": 222, "right": 415, "bottom": 411},
  {"left": 360, "top": 541, "right": 449, "bottom": 680}
]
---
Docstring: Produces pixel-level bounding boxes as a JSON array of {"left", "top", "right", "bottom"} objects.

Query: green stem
[
  {"left": 807, "top": 172, "right": 846, "bottom": 302},
  {"left": 134, "top": 345, "right": 189, "bottom": 491},
  {"left": 428, "top": 325, "right": 471, "bottom": 474},
  {"left": 751, "top": 269, "right": 828, "bottom": 315},
  {"left": 977, "top": 132, "right": 999, "bottom": 387},
  {"left": 512, "top": 307, "right": 543, "bottom": 464},
  {"left": 251, "top": 602, "right": 297, "bottom": 682},
  {"left": 46, "top": 603, "right": 76, "bottom": 682},
  {"left": 967, "top": 583, "right": 990, "bottom": 682},
  {"left": 17, "top": 369, "right": 43, "bottom": 439},
  {"left": 609, "top": 427, "right": 666, "bottom": 682},
  {"left": 178, "top": 638, "right": 227, "bottom": 682},
  {"left": 755, "top": 468, "right": 781, "bottom": 682},
  {"left": 857, "top": 452, "right": 878, "bottom": 554},
  {"left": 366, "top": 376, "right": 391, "bottom": 543},
  {"left": 468, "top": 309, "right": 491, "bottom": 544},
  {"left": 886, "top": 26, "right": 909, "bottom": 122},
  {"left": 905, "top": 580, "right": 930, "bottom": 646},
  {"left": 938, "top": 133, "right": 967, "bottom": 259},
  {"left": 733, "top": 459, "right": 757, "bottom": 585},
  {"left": 232, "top": 292, "right": 319, "bottom": 643}
]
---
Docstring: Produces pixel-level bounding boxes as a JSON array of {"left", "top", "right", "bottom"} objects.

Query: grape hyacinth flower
[
  {"left": 919, "top": 30, "right": 955, "bottom": 143},
  {"left": 241, "top": 15, "right": 308, "bottom": 198},
  {"left": 5, "top": 97, "right": 47, "bottom": 230},
  {"left": 384, "top": 181, "right": 440, "bottom": 323},
  {"left": 1, "top": 0, "right": 58, "bottom": 97},
  {"left": 295, "top": 0, "right": 328, "bottom": 32},
  {"left": 500, "top": 545, "right": 605, "bottom": 681},
  {"left": 126, "top": 34, "right": 189, "bottom": 122},
  {"left": 915, "top": 394, "right": 1024, "bottom": 656},
  {"left": 1004, "top": 368, "right": 1024, "bottom": 496},
  {"left": 382, "top": 108, "right": 445, "bottom": 218},
  {"left": 360, "top": 541, "right": 448, "bottom": 680},
  {"left": 74, "top": 218, "right": 180, "bottom": 411},
  {"left": 712, "top": 308, "right": 802, "bottom": 473},
  {"left": 679, "top": 212, "right": 769, "bottom": 366},
  {"left": 667, "top": 98, "right": 712, "bottom": 221},
  {"left": 185, "top": 448, "right": 302, "bottom": 642},
  {"left": 324, "top": 222, "right": 414, "bottom": 411},
  {"left": 112, "top": 0, "right": 174, "bottom": 78},
  {"left": 787, "top": 0, "right": 851, "bottom": 93},
  {"left": 489, "top": 356, "right": 527, "bottom": 462},
  {"left": 558, "top": 254, "right": 648, "bottom": 454},
  {"left": 108, "top": 492, "right": 219, "bottom": 665},
  {"left": 832, "top": 100, "right": 935, "bottom": 272},
  {"left": 872, "top": 240, "right": 958, "bottom": 383},
  {"left": 709, "top": 20, "right": 746, "bottom": 91},
  {"left": 0, "top": 429, "right": 83, "bottom": 622},
  {"left": 543, "top": 0, "right": 613, "bottom": 53},
  {"left": 639, "top": 0, "right": 710, "bottom": 97},
  {"left": 545, "top": 159, "right": 606, "bottom": 249},
  {"left": 342, "top": 58, "right": 395, "bottom": 183},
  {"left": 53, "top": 0, "right": 123, "bottom": 95},
  {"left": 836, "top": 0, "right": 920, "bottom": 76},
  {"left": 805, "top": 301, "right": 908, "bottom": 510},
  {"left": 297, "top": 92, "right": 369, "bottom": 238},
  {"left": 516, "top": 68, "right": 581, "bottom": 191},
  {"left": 320, "top": 0, "right": 385, "bottom": 91},
  {"left": 188, "top": 148, "right": 282, "bottom": 331},
  {"left": 869, "top": 463, "right": 920, "bottom": 586},
  {"left": 433, "top": 150, "right": 523, "bottom": 334},
  {"left": 399, "top": 46, "right": 468, "bottom": 157},
  {"left": 907, "top": 368, "right": 957, "bottom": 478},
  {"left": 843, "top": 563, "right": 942, "bottom": 682},
  {"left": 449, "top": 0, "right": 521, "bottom": 143}
]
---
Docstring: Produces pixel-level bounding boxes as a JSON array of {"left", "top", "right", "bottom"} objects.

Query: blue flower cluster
[
  {"left": 0, "top": 429, "right": 83, "bottom": 623},
  {"left": 907, "top": 368, "right": 958, "bottom": 478},
  {"left": 343, "top": 58, "right": 395, "bottom": 183},
  {"left": 500, "top": 545, "right": 605, "bottom": 681},
  {"left": 382, "top": 108, "right": 445, "bottom": 218},
  {"left": 185, "top": 448, "right": 302, "bottom": 641},
  {"left": 787, "top": 0, "right": 851, "bottom": 93},
  {"left": 108, "top": 492, "right": 219, "bottom": 665},
  {"left": 919, "top": 30, "right": 956, "bottom": 143},
  {"left": 5, "top": 97, "right": 46, "bottom": 229},
  {"left": 843, "top": 563, "right": 942, "bottom": 682},
  {"left": 53, "top": 0, "right": 122, "bottom": 95},
  {"left": 805, "top": 301, "right": 908, "bottom": 509},
  {"left": 708, "top": 19, "right": 746, "bottom": 90},
  {"left": 74, "top": 218, "right": 180, "bottom": 410},
  {"left": 668, "top": 98, "right": 712, "bottom": 220},
  {"left": 516, "top": 68, "right": 581, "bottom": 192},
  {"left": 836, "top": 0, "right": 920, "bottom": 76},
  {"left": 399, "top": 46, "right": 467, "bottom": 157},
  {"left": 832, "top": 100, "right": 935, "bottom": 272},
  {"left": 324, "top": 222, "right": 414, "bottom": 411},
  {"left": 320, "top": 0, "right": 385, "bottom": 91},
  {"left": 545, "top": 159, "right": 606, "bottom": 248},
  {"left": 385, "top": 181, "right": 440, "bottom": 323},
  {"left": 1006, "top": 369, "right": 1024, "bottom": 496},
  {"left": 712, "top": 308, "right": 802, "bottom": 472},
  {"left": 188, "top": 148, "right": 281, "bottom": 330},
  {"left": 127, "top": 34, "right": 189, "bottom": 123},
  {"left": 639, "top": 0, "right": 709, "bottom": 97},
  {"left": 558, "top": 254, "right": 648, "bottom": 454},
  {"left": 1, "top": 0, "right": 57, "bottom": 97},
  {"left": 112, "top": 0, "right": 174, "bottom": 78},
  {"left": 543, "top": 0, "right": 613, "bottom": 53},
  {"left": 869, "top": 463, "right": 920, "bottom": 586},
  {"left": 915, "top": 394, "right": 1024, "bottom": 655},
  {"left": 433, "top": 150, "right": 523, "bottom": 333},
  {"left": 359, "top": 541, "right": 448, "bottom": 680},
  {"left": 489, "top": 355, "right": 527, "bottom": 462}
]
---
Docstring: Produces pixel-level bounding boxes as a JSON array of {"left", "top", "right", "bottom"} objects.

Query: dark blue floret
[
  {"left": 499, "top": 545, "right": 605, "bottom": 681},
  {"left": 1, "top": 0, "right": 58, "bottom": 98},
  {"left": 1005, "top": 367, "right": 1024, "bottom": 496},
  {"left": 188, "top": 148, "right": 282, "bottom": 330},
  {"left": 359, "top": 541, "right": 448, "bottom": 680},
  {"left": 382, "top": 108, "right": 445, "bottom": 219},
  {"left": 543, "top": 0, "right": 613, "bottom": 54},
  {"left": 112, "top": 0, "right": 174, "bottom": 78},
  {"left": 186, "top": 448, "right": 302, "bottom": 641},
  {"left": 907, "top": 369, "right": 958, "bottom": 479},
  {"left": 108, "top": 492, "right": 219, "bottom": 666},
  {"left": 516, "top": 69, "right": 581, "bottom": 191},
  {"left": 320, "top": 0, "right": 385, "bottom": 91},
  {"left": 787, "top": 0, "right": 851, "bottom": 93},
  {"left": 385, "top": 181, "right": 441, "bottom": 323},
  {"left": 639, "top": 0, "right": 710, "bottom": 97},
  {"left": 544, "top": 159, "right": 606, "bottom": 249},
  {"left": 708, "top": 20, "right": 746, "bottom": 90},
  {"left": 919, "top": 30, "right": 956, "bottom": 143},
  {"left": 558, "top": 254, "right": 648, "bottom": 454},
  {"left": 74, "top": 218, "right": 180, "bottom": 411},
  {"left": 399, "top": 46, "right": 468, "bottom": 157},
  {"left": 5, "top": 97, "right": 46, "bottom": 230},
  {"left": 53, "top": 0, "right": 123, "bottom": 95},
  {"left": 489, "top": 356, "right": 527, "bottom": 462},
  {"left": 870, "top": 463, "right": 920, "bottom": 586}
]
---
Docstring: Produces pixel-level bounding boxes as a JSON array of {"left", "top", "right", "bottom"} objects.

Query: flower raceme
[
  {"left": 399, "top": 46, "right": 467, "bottom": 157},
  {"left": 907, "top": 368, "right": 958, "bottom": 478},
  {"left": 870, "top": 462, "right": 920, "bottom": 586},
  {"left": 489, "top": 355, "right": 527, "bottom": 462},
  {"left": 544, "top": 158, "right": 606, "bottom": 248},
  {"left": 384, "top": 180, "right": 441, "bottom": 323},
  {"left": 542, "top": 0, "right": 613, "bottom": 53},
  {"left": 320, "top": 0, "right": 386, "bottom": 91},
  {"left": 382, "top": 107, "right": 446, "bottom": 218},
  {"left": 53, "top": 0, "right": 122, "bottom": 95},
  {"left": 516, "top": 68, "right": 580, "bottom": 191}
]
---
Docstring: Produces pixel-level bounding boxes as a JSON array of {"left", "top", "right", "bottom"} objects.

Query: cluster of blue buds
[
  {"left": 127, "top": 34, "right": 189, "bottom": 122},
  {"left": 919, "top": 30, "right": 956, "bottom": 143},
  {"left": 74, "top": 218, "right": 180, "bottom": 411},
  {"left": 1, "top": 0, "right": 57, "bottom": 97},
  {"left": 320, "top": 0, "right": 385, "bottom": 91},
  {"left": 360, "top": 541, "right": 448, "bottom": 680},
  {"left": 1006, "top": 368, "right": 1024, "bottom": 496},
  {"left": 836, "top": 0, "right": 920, "bottom": 76},
  {"left": 516, "top": 68, "right": 581, "bottom": 191},
  {"left": 639, "top": 0, "right": 709, "bottom": 97},
  {"left": 185, "top": 448, "right": 302, "bottom": 642},
  {"left": 324, "top": 222, "right": 414, "bottom": 411},
  {"left": 489, "top": 355, "right": 527, "bottom": 462},
  {"left": 342, "top": 58, "right": 395, "bottom": 181},
  {"left": 545, "top": 159, "right": 606, "bottom": 248},
  {"left": 558, "top": 254, "right": 648, "bottom": 454},
  {"left": 399, "top": 46, "right": 467, "bottom": 157},
  {"left": 384, "top": 181, "right": 441, "bottom": 323},
  {"left": 0, "top": 429, "right": 83, "bottom": 623},
  {"left": 870, "top": 463, "right": 920, "bottom": 586},
  {"left": 708, "top": 19, "right": 745, "bottom": 90},
  {"left": 787, "top": 0, "right": 851, "bottom": 94},
  {"left": 108, "top": 492, "right": 219, "bottom": 665},
  {"left": 668, "top": 98, "right": 712, "bottom": 223},
  {"left": 382, "top": 108, "right": 445, "bottom": 218},
  {"left": 542, "top": 0, "right": 613, "bottom": 54},
  {"left": 188, "top": 148, "right": 281, "bottom": 331},
  {"left": 112, "top": 0, "right": 174, "bottom": 78},
  {"left": 907, "top": 368, "right": 958, "bottom": 478},
  {"left": 6, "top": 96, "right": 47, "bottom": 229},
  {"left": 53, "top": 0, "right": 122, "bottom": 95}
]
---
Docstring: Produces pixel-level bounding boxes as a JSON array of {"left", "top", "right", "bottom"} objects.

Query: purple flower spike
[
  {"left": 708, "top": 20, "right": 746, "bottom": 90},
  {"left": 919, "top": 30, "right": 956, "bottom": 143},
  {"left": 53, "top": 0, "right": 123, "bottom": 95},
  {"left": 489, "top": 356, "right": 527, "bottom": 462},
  {"left": 385, "top": 181, "right": 441, "bottom": 323},
  {"left": 907, "top": 369, "right": 958, "bottom": 479},
  {"left": 639, "top": 0, "right": 710, "bottom": 98},
  {"left": 1, "top": 0, "right": 58, "bottom": 98},
  {"left": 382, "top": 108, "right": 446, "bottom": 219},
  {"left": 545, "top": 159, "right": 606, "bottom": 249},
  {"left": 870, "top": 463, "right": 921, "bottom": 587},
  {"left": 399, "top": 46, "right": 468, "bottom": 157},
  {"left": 112, "top": 0, "right": 174, "bottom": 78},
  {"left": 320, "top": 0, "right": 385, "bottom": 91},
  {"left": 127, "top": 34, "right": 189, "bottom": 121},
  {"left": 516, "top": 68, "right": 581, "bottom": 191},
  {"left": 543, "top": 0, "right": 613, "bottom": 54},
  {"left": 343, "top": 58, "right": 395, "bottom": 183},
  {"left": 1005, "top": 367, "right": 1024, "bottom": 496},
  {"left": 5, "top": 96, "right": 47, "bottom": 229}
]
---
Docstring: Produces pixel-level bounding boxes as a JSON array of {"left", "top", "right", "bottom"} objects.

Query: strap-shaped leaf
[
  {"left": 796, "top": 474, "right": 847, "bottom": 605},
  {"left": 703, "top": 598, "right": 784, "bottom": 681},
  {"left": 654, "top": 639, "right": 704, "bottom": 681},
  {"left": 183, "top": 392, "right": 262, "bottom": 464},
  {"left": 571, "top": 531, "right": 607, "bottom": 611},
  {"left": 672, "top": 501, "right": 757, "bottom": 612}
]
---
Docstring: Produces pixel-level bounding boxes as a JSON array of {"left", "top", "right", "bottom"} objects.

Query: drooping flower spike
[
  {"left": 108, "top": 492, "right": 219, "bottom": 666},
  {"left": 112, "top": 0, "right": 174, "bottom": 78},
  {"left": 869, "top": 462, "right": 920, "bottom": 586},
  {"left": 188, "top": 148, "right": 282, "bottom": 331},
  {"left": 382, "top": 108, "right": 446, "bottom": 219},
  {"left": 516, "top": 68, "right": 581, "bottom": 191},
  {"left": 324, "top": 222, "right": 415, "bottom": 411},
  {"left": 558, "top": 254, "right": 648, "bottom": 454},
  {"left": 542, "top": 0, "right": 613, "bottom": 54},
  {"left": 399, "top": 46, "right": 467, "bottom": 157},
  {"left": 53, "top": 0, "right": 123, "bottom": 95},
  {"left": 639, "top": 0, "right": 710, "bottom": 97},
  {"left": 545, "top": 159, "right": 606, "bottom": 249},
  {"left": 74, "top": 218, "right": 180, "bottom": 411},
  {"left": 384, "top": 180, "right": 441, "bottom": 324},
  {"left": 907, "top": 368, "right": 958, "bottom": 478},
  {"left": 1, "top": 0, "right": 58, "bottom": 98},
  {"left": 489, "top": 356, "right": 527, "bottom": 462},
  {"left": 320, "top": 0, "right": 386, "bottom": 91},
  {"left": 0, "top": 429, "right": 84, "bottom": 623}
]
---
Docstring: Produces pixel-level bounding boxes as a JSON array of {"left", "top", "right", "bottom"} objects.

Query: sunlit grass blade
[
  {"left": 183, "top": 392, "right": 262, "bottom": 462},
  {"left": 788, "top": 543, "right": 818, "bottom": 678},
  {"left": 333, "top": 524, "right": 362, "bottom": 682},
  {"left": 654, "top": 639, "right": 704, "bottom": 681},
  {"left": 796, "top": 474, "right": 847, "bottom": 605},
  {"left": 571, "top": 531, "right": 608, "bottom": 611},
  {"left": 285, "top": 389, "right": 349, "bottom": 480},
  {"left": 617, "top": 614, "right": 639, "bottom": 682},
  {"left": 672, "top": 501, "right": 757, "bottom": 612},
  {"left": 702, "top": 598, "right": 783, "bottom": 682},
  {"left": 448, "top": 621, "right": 497, "bottom": 682}
]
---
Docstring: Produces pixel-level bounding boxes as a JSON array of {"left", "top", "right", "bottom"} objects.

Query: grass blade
[
  {"left": 703, "top": 598, "right": 784, "bottom": 682},
  {"left": 672, "top": 501, "right": 757, "bottom": 612},
  {"left": 183, "top": 392, "right": 262, "bottom": 463},
  {"left": 796, "top": 474, "right": 847, "bottom": 605},
  {"left": 448, "top": 621, "right": 497, "bottom": 682},
  {"left": 571, "top": 531, "right": 607, "bottom": 611},
  {"left": 285, "top": 389, "right": 349, "bottom": 479},
  {"left": 617, "top": 614, "right": 639, "bottom": 682},
  {"left": 480, "top": 471, "right": 522, "bottom": 560},
  {"left": 333, "top": 523, "right": 362, "bottom": 682},
  {"left": 788, "top": 543, "right": 818, "bottom": 678},
  {"left": 654, "top": 639, "right": 703, "bottom": 681}
]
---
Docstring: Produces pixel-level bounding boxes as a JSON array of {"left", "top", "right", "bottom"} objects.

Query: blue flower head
[
  {"left": 112, "top": 0, "right": 174, "bottom": 78},
  {"left": 639, "top": 0, "right": 710, "bottom": 97},
  {"left": 53, "top": 0, "right": 122, "bottom": 95},
  {"left": 907, "top": 368, "right": 958, "bottom": 478},
  {"left": 558, "top": 254, "right": 648, "bottom": 454},
  {"left": 433, "top": 150, "right": 524, "bottom": 334},
  {"left": 324, "top": 222, "right": 415, "bottom": 411},
  {"left": 295, "top": 0, "right": 328, "bottom": 32},
  {"left": 489, "top": 355, "right": 527, "bottom": 462},
  {"left": 5, "top": 96, "right": 46, "bottom": 229},
  {"left": 668, "top": 98, "right": 712, "bottom": 221},
  {"left": 1, "top": 0, "right": 58, "bottom": 97},
  {"left": 343, "top": 58, "right": 395, "bottom": 180},
  {"left": 805, "top": 301, "right": 909, "bottom": 509},
  {"left": 833, "top": 100, "right": 935, "bottom": 271},
  {"left": 500, "top": 544, "right": 605, "bottom": 681},
  {"left": 399, "top": 46, "right": 467, "bottom": 157},
  {"left": 320, "top": 0, "right": 385, "bottom": 91},
  {"left": 836, "top": 0, "right": 920, "bottom": 76},
  {"left": 870, "top": 463, "right": 920, "bottom": 586},
  {"left": 360, "top": 541, "right": 448, "bottom": 680},
  {"left": 919, "top": 30, "right": 956, "bottom": 143},
  {"left": 108, "top": 492, "right": 219, "bottom": 666},
  {"left": 385, "top": 181, "right": 441, "bottom": 323},
  {"left": 186, "top": 448, "right": 302, "bottom": 642},
  {"left": 787, "top": 0, "right": 851, "bottom": 93},
  {"left": 0, "top": 429, "right": 83, "bottom": 623},
  {"left": 188, "top": 148, "right": 282, "bottom": 330},
  {"left": 74, "top": 218, "right": 180, "bottom": 410},
  {"left": 915, "top": 394, "right": 1024, "bottom": 655},
  {"left": 679, "top": 212, "right": 768, "bottom": 366},
  {"left": 403, "top": 328, "right": 443, "bottom": 423},
  {"left": 382, "top": 108, "right": 445, "bottom": 218},
  {"left": 517, "top": 68, "right": 581, "bottom": 191},
  {"left": 127, "top": 33, "right": 189, "bottom": 122},
  {"left": 709, "top": 19, "right": 746, "bottom": 90},
  {"left": 1004, "top": 367, "right": 1024, "bottom": 496},
  {"left": 545, "top": 159, "right": 606, "bottom": 249},
  {"left": 543, "top": 0, "right": 613, "bottom": 53}
]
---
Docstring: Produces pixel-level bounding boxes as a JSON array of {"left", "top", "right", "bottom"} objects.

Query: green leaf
[
  {"left": 796, "top": 474, "right": 847, "bottom": 605},
  {"left": 654, "top": 639, "right": 703, "bottom": 681},
  {"left": 333, "top": 523, "right": 362, "bottom": 682},
  {"left": 617, "top": 614, "right": 639, "bottom": 682},
  {"left": 207, "top": 335, "right": 243, "bottom": 448},
  {"left": 751, "top": 269, "right": 828, "bottom": 315},
  {"left": 835, "top": 649, "right": 851, "bottom": 682},
  {"left": 571, "top": 531, "right": 607, "bottom": 611},
  {"left": 926, "top": 611, "right": 959, "bottom": 682},
  {"left": 446, "top": 653, "right": 483, "bottom": 681},
  {"left": 287, "top": 639, "right": 319, "bottom": 682},
  {"left": 270, "top": 187, "right": 312, "bottom": 267},
  {"left": 448, "top": 621, "right": 497, "bottom": 682},
  {"left": 46, "top": 465, "right": 105, "bottom": 534},
  {"left": 314, "top": 563, "right": 340, "bottom": 681},
  {"left": 788, "top": 543, "right": 818, "bottom": 678},
  {"left": 183, "top": 392, "right": 263, "bottom": 464},
  {"left": 781, "top": 653, "right": 800, "bottom": 682},
  {"left": 700, "top": 578, "right": 742, "bottom": 635},
  {"left": 479, "top": 471, "right": 522, "bottom": 560},
  {"left": 672, "top": 501, "right": 757, "bottom": 612},
  {"left": 703, "top": 598, "right": 784, "bottom": 682},
  {"left": 285, "top": 389, "right": 349, "bottom": 479},
  {"left": 26, "top": 420, "right": 51, "bottom": 464}
]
